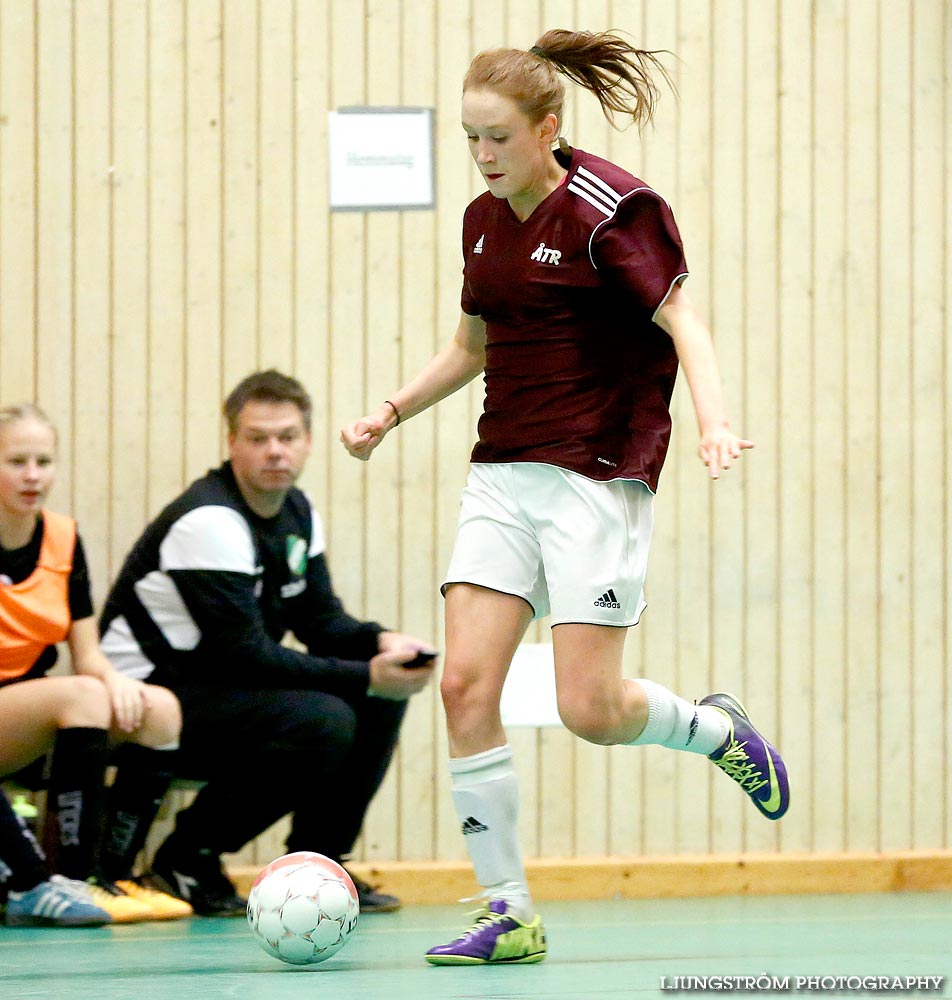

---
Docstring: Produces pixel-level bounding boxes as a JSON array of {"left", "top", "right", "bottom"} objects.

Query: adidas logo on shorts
[
  {"left": 594, "top": 588, "right": 621, "bottom": 609},
  {"left": 461, "top": 816, "right": 488, "bottom": 835}
]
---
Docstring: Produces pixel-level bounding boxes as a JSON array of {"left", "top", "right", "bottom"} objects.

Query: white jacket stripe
[
  {"left": 576, "top": 164, "right": 623, "bottom": 202},
  {"left": 567, "top": 181, "right": 615, "bottom": 217}
]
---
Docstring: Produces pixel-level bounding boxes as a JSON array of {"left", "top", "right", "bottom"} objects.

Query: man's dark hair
[{"left": 223, "top": 369, "right": 312, "bottom": 433}]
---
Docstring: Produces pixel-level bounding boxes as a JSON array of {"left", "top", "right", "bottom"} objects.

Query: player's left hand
[
  {"left": 104, "top": 671, "right": 149, "bottom": 733},
  {"left": 698, "top": 427, "right": 754, "bottom": 479}
]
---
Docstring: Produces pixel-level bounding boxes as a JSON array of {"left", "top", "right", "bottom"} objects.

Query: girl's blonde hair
[
  {"left": 0, "top": 403, "right": 58, "bottom": 446},
  {"left": 464, "top": 28, "right": 674, "bottom": 133}
]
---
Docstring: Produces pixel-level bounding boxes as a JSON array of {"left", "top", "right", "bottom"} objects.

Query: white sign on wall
[
  {"left": 500, "top": 643, "right": 562, "bottom": 728},
  {"left": 328, "top": 107, "right": 435, "bottom": 211}
]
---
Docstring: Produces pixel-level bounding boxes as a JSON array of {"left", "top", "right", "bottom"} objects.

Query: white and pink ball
[{"left": 247, "top": 852, "right": 359, "bottom": 966}]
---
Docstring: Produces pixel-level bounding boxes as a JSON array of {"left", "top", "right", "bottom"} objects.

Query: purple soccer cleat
[
  {"left": 700, "top": 692, "right": 790, "bottom": 820},
  {"left": 425, "top": 900, "right": 547, "bottom": 965}
]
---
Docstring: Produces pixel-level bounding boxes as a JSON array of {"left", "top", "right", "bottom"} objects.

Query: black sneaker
[
  {"left": 343, "top": 867, "right": 401, "bottom": 913},
  {"left": 142, "top": 843, "right": 247, "bottom": 917}
]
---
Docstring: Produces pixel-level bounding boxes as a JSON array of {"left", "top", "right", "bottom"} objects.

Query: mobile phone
[{"left": 405, "top": 648, "right": 438, "bottom": 668}]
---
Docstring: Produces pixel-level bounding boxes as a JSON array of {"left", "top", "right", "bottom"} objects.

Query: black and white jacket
[{"left": 100, "top": 462, "right": 380, "bottom": 700}]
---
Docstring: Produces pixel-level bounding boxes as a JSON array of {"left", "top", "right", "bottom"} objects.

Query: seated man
[{"left": 98, "top": 370, "right": 435, "bottom": 915}]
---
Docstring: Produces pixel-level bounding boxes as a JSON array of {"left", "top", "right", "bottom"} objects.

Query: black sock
[
  {"left": 0, "top": 791, "right": 48, "bottom": 892},
  {"left": 99, "top": 743, "right": 175, "bottom": 881},
  {"left": 45, "top": 727, "right": 109, "bottom": 881}
]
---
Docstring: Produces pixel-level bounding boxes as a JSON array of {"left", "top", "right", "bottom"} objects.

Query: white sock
[
  {"left": 449, "top": 745, "right": 533, "bottom": 921},
  {"left": 626, "top": 679, "right": 729, "bottom": 756}
]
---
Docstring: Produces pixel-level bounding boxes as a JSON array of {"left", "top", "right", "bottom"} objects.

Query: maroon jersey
[{"left": 461, "top": 147, "right": 688, "bottom": 491}]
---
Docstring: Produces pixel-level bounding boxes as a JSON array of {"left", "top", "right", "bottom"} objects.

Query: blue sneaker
[
  {"left": 425, "top": 900, "right": 546, "bottom": 965},
  {"left": 6, "top": 878, "right": 113, "bottom": 927},
  {"left": 700, "top": 692, "right": 790, "bottom": 820}
]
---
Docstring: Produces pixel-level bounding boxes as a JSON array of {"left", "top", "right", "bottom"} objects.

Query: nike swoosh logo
[{"left": 760, "top": 742, "right": 784, "bottom": 815}]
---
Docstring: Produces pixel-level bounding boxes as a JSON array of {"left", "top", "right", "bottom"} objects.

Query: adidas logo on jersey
[
  {"left": 461, "top": 815, "right": 488, "bottom": 835},
  {"left": 594, "top": 588, "right": 621, "bottom": 609},
  {"left": 530, "top": 241, "right": 562, "bottom": 265},
  {"left": 474, "top": 234, "right": 484, "bottom": 254}
]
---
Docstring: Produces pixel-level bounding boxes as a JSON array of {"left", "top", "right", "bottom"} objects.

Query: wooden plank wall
[{"left": 0, "top": 1, "right": 949, "bottom": 875}]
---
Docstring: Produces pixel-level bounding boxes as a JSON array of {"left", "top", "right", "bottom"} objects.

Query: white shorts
[{"left": 443, "top": 463, "right": 654, "bottom": 626}]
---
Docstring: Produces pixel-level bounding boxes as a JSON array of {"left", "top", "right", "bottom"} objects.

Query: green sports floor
[{"left": 1, "top": 893, "right": 949, "bottom": 1000}]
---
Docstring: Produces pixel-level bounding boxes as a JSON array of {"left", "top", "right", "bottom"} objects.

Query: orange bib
[{"left": 0, "top": 510, "right": 76, "bottom": 681}]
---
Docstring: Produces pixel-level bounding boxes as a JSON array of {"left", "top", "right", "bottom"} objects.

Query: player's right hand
[
  {"left": 367, "top": 647, "right": 436, "bottom": 700},
  {"left": 339, "top": 416, "right": 384, "bottom": 460},
  {"left": 340, "top": 402, "right": 399, "bottom": 461},
  {"left": 104, "top": 670, "right": 149, "bottom": 733}
]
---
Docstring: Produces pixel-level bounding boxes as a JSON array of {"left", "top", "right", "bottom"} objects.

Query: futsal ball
[{"left": 247, "top": 851, "right": 359, "bottom": 965}]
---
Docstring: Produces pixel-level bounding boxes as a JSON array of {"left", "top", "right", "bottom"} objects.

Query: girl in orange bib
[{"left": 0, "top": 404, "right": 186, "bottom": 925}]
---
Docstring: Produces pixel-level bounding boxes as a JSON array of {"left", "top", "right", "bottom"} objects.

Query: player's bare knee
[
  {"left": 138, "top": 686, "right": 182, "bottom": 747},
  {"left": 61, "top": 674, "right": 112, "bottom": 727},
  {"left": 561, "top": 714, "right": 616, "bottom": 746},
  {"left": 558, "top": 700, "right": 622, "bottom": 746},
  {"left": 440, "top": 666, "right": 495, "bottom": 736},
  {"left": 439, "top": 664, "right": 473, "bottom": 713}
]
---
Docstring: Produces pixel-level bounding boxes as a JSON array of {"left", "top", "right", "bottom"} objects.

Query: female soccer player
[
  {"left": 341, "top": 29, "right": 789, "bottom": 964},
  {"left": 0, "top": 404, "right": 187, "bottom": 925}
]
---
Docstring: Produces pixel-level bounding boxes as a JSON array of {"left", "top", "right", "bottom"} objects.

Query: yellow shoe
[
  {"left": 116, "top": 879, "right": 193, "bottom": 920},
  {"left": 85, "top": 878, "right": 153, "bottom": 924}
]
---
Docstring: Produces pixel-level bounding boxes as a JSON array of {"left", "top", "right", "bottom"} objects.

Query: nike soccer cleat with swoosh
[
  {"left": 700, "top": 692, "right": 790, "bottom": 820},
  {"left": 425, "top": 900, "right": 547, "bottom": 965}
]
